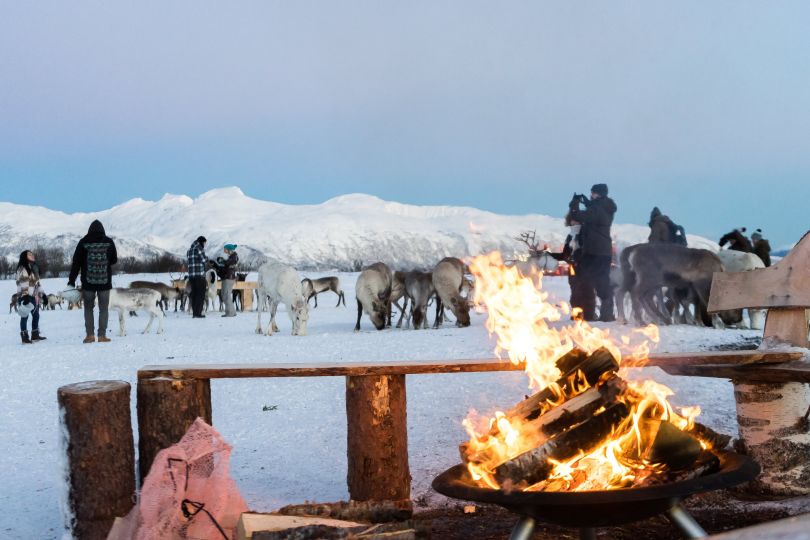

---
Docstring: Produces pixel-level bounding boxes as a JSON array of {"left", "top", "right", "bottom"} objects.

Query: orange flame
[{"left": 463, "top": 252, "right": 702, "bottom": 491}]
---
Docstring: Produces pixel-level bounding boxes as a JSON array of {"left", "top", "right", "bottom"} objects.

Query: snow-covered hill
[{"left": 0, "top": 187, "right": 717, "bottom": 269}]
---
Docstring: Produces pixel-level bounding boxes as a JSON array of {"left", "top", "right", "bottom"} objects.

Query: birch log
[{"left": 733, "top": 307, "right": 810, "bottom": 496}]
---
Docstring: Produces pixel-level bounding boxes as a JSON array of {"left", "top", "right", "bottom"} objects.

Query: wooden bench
[{"left": 137, "top": 350, "right": 801, "bottom": 501}]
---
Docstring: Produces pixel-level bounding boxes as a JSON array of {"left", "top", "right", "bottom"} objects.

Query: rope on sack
[{"left": 181, "top": 499, "right": 228, "bottom": 540}]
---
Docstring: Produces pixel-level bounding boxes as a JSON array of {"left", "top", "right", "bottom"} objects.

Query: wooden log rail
[{"left": 136, "top": 350, "right": 802, "bottom": 501}]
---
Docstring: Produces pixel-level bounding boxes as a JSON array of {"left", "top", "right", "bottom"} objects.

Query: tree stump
[
  {"left": 346, "top": 375, "right": 411, "bottom": 501},
  {"left": 137, "top": 377, "right": 211, "bottom": 483},
  {"left": 58, "top": 380, "right": 135, "bottom": 540}
]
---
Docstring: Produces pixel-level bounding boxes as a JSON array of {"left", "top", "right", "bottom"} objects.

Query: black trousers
[
  {"left": 189, "top": 276, "right": 207, "bottom": 316},
  {"left": 577, "top": 254, "right": 614, "bottom": 322}
]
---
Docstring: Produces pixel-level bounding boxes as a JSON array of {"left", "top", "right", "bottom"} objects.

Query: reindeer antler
[{"left": 515, "top": 230, "right": 542, "bottom": 256}]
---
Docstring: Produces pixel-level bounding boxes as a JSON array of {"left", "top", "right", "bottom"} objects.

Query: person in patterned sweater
[
  {"left": 186, "top": 236, "right": 209, "bottom": 318},
  {"left": 68, "top": 220, "right": 118, "bottom": 343}
]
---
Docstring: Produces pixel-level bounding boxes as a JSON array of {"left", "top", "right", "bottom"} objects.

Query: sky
[{"left": 1, "top": 2, "right": 808, "bottom": 248}]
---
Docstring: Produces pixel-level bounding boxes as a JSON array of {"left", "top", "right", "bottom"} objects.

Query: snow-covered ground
[{"left": 0, "top": 272, "right": 761, "bottom": 539}]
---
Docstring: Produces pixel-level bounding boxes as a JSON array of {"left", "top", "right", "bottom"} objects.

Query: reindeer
[
  {"left": 169, "top": 273, "right": 190, "bottom": 312},
  {"left": 129, "top": 280, "right": 181, "bottom": 311},
  {"left": 232, "top": 272, "right": 248, "bottom": 311},
  {"left": 203, "top": 268, "right": 219, "bottom": 313},
  {"left": 9, "top": 293, "right": 18, "bottom": 313},
  {"left": 45, "top": 294, "right": 64, "bottom": 310},
  {"left": 432, "top": 257, "right": 471, "bottom": 328},
  {"left": 255, "top": 262, "right": 309, "bottom": 336},
  {"left": 403, "top": 271, "right": 435, "bottom": 329},
  {"left": 627, "top": 244, "right": 723, "bottom": 326},
  {"left": 388, "top": 271, "right": 409, "bottom": 328},
  {"left": 355, "top": 262, "right": 393, "bottom": 331},
  {"left": 108, "top": 287, "right": 164, "bottom": 335},
  {"left": 302, "top": 276, "right": 346, "bottom": 308}
]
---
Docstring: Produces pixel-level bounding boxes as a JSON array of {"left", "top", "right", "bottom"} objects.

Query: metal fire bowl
[{"left": 432, "top": 451, "right": 759, "bottom": 528}]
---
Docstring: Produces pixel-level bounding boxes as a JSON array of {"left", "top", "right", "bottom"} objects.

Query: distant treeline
[{"left": 0, "top": 249, "right": 273, "bottom": 280}]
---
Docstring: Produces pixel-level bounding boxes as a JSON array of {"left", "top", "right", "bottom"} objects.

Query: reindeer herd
[
  {"left": 612, "top": 243, "right": 765, "bottom": 330},
  {"left": 7, "top": 243, "right": 765, "bottom": 338}
]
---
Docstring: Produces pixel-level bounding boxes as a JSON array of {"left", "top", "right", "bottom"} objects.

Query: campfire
[{"left": 459, "top": 252, "right": 726, "bottom": 493}]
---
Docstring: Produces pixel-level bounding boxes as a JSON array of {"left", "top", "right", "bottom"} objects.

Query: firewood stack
[{"left": 462, "top": 347, "right": 728, "bottom": 492}]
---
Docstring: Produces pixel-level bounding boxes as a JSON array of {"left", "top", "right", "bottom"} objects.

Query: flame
[{"left": 463, "top": 252, "right": 705, "bottom": 491}]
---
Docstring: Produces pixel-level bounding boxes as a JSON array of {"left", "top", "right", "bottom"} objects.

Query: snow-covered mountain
[{"left": 0, "top": 187, "right": 717, "bottom": 270}]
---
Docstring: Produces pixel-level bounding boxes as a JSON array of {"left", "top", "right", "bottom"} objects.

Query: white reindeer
[
  {"left": 255, "top": 262, "right": 309, "bottom": 336},
  {"left": 109, "top": 288, "right": 164, "bottom": 336}
]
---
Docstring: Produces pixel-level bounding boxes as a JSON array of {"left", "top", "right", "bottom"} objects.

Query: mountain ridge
[{"left": 0, "top": 187, "right": 717, "bottom": 270}]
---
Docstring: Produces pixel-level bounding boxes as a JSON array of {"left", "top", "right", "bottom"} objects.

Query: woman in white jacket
[{"left": 15, "top": 250, "right": 46, "bottom": 344}]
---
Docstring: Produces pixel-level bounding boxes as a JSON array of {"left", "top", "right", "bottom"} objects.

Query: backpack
[{"left": 668, "top": 222, "right": 687, "bottom": 246}]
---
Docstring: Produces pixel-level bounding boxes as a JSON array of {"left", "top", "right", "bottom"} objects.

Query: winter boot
[
  {"left": 83, "top": 334, "right": 96, "bottom": 344},
  {"left": 21, "top": 331, "right": 32, "bottom": 344},
  {"left": 31, "top": 330, "right": 47, "bottom": 341},
  {"left": 97, "top": 333, "right": 111, "bottom": 343}
]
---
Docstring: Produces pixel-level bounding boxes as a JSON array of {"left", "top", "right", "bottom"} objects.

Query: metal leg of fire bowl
[
  {"left": 508, "top": 516, "right": 536, "bottom": 540},
  {"left": 667, "top": 503, "right": 708, "bottom": 539}
]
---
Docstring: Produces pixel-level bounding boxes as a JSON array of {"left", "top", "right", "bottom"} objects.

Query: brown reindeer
[
  {"left": 627, "top": 244, "right": 723, "bottom": 326},
  {"left": 302, "top": 276, "right": 346, "bottom": 308},
  {"left": 432, "top": 257, "right": 471, "bottom": 328}
]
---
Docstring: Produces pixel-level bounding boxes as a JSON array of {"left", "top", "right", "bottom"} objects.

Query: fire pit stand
[{"left": 432, "top": 450, "right": 759, "bottom": 540}]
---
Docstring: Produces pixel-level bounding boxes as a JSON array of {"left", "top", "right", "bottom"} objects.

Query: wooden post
[
  {"left": 58, "top": 380, "right": 135, "bottom": 540},
  {"left": 137, "top": 377, "right": 211, "bottom": 483},
  {"left": 708, "top": 232, "right": 810, "bottom": 496},
  {"left": 346, "top": 375, "right": 411, "bottom": 501}
]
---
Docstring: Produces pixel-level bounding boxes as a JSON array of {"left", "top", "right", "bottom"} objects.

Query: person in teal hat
[{"left": 216, "top": 244, "right": 239, "bottom": 316}]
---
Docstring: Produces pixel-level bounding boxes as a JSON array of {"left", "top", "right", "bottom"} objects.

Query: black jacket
[
  {"left": 718, "top": 230, "right": 753, "bottom": 252},
  {"left": 216, "top": 252, "right": 239, "bottom": 280},
  {"left": 570, "top": 196, "right": 617, "bottom": 257},
  {"left": 68, "top": 220, "right": 118, "bottom": 291}
]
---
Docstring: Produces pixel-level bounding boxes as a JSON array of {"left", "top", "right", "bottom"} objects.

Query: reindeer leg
[
  {"left": 255, "top": 292, "right": 264, "bottom": 334},
  {"left": 433, "top": 297, "right": 443, "bottom": 329},
  {"left": 119, "top": 310, "right": 127, "bottom": 337},
  {"left": 339, "top": 290, "right": 346, "bottom": 307},
  {"left": 143, "top": 312, "right": 154, "bottom": 334},
  {"left": 354, "top": 299, "right": 362, "bottom": 331},
  {"left": 271, "top": 301, "right": 280, "bottom": 333}
]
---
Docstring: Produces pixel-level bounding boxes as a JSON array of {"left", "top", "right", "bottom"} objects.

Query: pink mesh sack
[{"left": 109, "top": 418, "right": 248, "bottom": 540}]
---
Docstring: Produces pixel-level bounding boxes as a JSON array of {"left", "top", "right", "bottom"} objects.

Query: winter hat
[
  {"left": 196, "top": 236, "right": 207, "bottom": 245},
  {"left": 751, "top": 229, "right": 763, "bottom": 242},
  {"left": 591, "top": 183, "right": 608, "bottom": 197},
  {"left": 224, "top": 243, "right": 237, "bottom": 251}
]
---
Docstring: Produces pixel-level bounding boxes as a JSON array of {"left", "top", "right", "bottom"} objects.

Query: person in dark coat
[
  {"left": 550, "top": 214, "right": 590, "bottom": 318},
  {"left": 569, "top": 183, "right": 617, "bottom": 322},
  {"left": 68, "top": 220, "right": 118, "bottom": 343},
  {"left": 648, "top": 207, "right": 674, "bottom": 243},
  {"left": 751, "top": 229, "right": 772, "bottom": 267},
  {"left": 186, "top": 236, "right": 209, "bottom": 318},
  {"left": 718, "top": 228, "right": 753, "bottom": 252},
  {"left": 216, "top": 243, "right": 239, "bottom": 317}
]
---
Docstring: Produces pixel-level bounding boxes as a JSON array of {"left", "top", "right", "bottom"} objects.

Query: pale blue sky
[{"left": 1, "top": 2, "right": 808, "bottom": 247}]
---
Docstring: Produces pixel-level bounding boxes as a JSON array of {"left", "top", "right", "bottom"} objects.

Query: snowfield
[{"left": 0, "top": 272, "right": 761, "bottom": 539}]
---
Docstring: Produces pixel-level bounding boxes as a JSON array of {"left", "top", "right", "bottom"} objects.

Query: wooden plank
[
  {"left": 137, "top": 351, "right": 803, "bottom": 380},
  {"left": 763, "top": 308, "right": 810, "bottom": 348},
  {"left": 660, "top": 361, "right": 810, "bottom": 383},
  {"left": 708, "top": 230, "right": 810, "bottom": 312}
]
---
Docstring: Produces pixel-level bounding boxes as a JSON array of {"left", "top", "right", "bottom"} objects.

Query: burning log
[
  {"left": 687, "top": 422, "right": 732, "bottom": 450},
  {"left": 494, "top": 402, "right": 630, "bottom": 486},
  {"left": 503, "top": 347, "right": 619, "bottom": 424}
]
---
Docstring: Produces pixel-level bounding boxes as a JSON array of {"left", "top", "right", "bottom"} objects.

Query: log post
[
  {"left": 137, "top": 377, "right": 211, "bottom": 483},
  {"left": 733, "top": 307, "right": 810, "bottom": 496},
  {"left": 58, "top": 380, "right": 135, "bottom": 540},
  {"left": 346, "top": 374, "right": 411, "bottom": 501}
]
